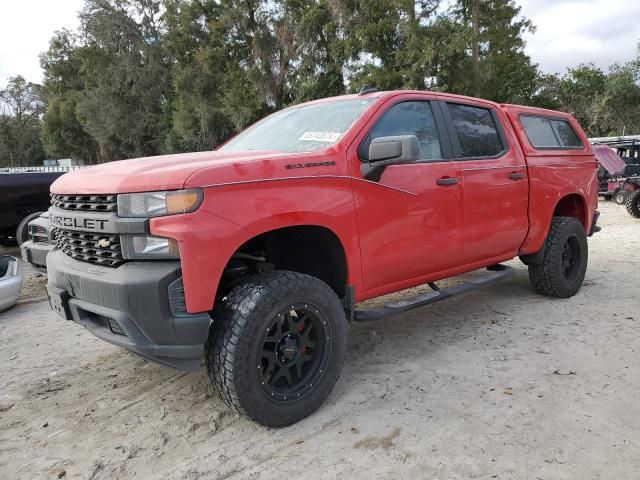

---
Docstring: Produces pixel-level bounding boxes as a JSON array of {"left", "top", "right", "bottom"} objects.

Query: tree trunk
[{"left": 471, "top": 0, "right": 480, "bottom": 95}]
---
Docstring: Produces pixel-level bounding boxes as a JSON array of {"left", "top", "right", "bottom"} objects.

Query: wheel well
[
  {"left": 217, "top": 226, "right": 348, "bottom": 302},
  {"left": 553, "top": 194, "right": 586, "bottom": 227}
]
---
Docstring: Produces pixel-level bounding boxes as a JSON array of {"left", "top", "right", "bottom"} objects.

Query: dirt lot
[{"left": 1, "top": 201, "right": 639, "bottom": 479}]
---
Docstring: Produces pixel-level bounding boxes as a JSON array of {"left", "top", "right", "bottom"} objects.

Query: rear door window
[
  {"left": 447, "top": 103, "right": 505, "bottom": 158},
  {"left": 446, "top": 103, "right": 504, "bottom": 158},
  {"left": 521, "top": 115, "right": 583, "bottom": 149}
]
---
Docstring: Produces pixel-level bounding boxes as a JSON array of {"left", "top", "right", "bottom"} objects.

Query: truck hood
[
  {"left": 50, "top": 150, "right": 304, "bottom": 194},
  {"left": 593, "top": 144, "right": 627, "bottom": 175}
]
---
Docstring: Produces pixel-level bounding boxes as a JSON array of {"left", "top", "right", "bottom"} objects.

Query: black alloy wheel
[
  {"left": 206, "top": 270, "right": 348, "bottom": 427},
  {"left": 258, "top": 303, "right": 330, "bottom": 401},
  {"left": 528, "top": 216, "right": 588, "bottom": 298},
  {"left": 561, "top": 235, "right": 581, "bottom": 281}
]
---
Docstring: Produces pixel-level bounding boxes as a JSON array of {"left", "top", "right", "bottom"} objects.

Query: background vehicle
[
  {"left": 0, "top": 256, "right": 23, "bottom": 312},
  {"left": 622, "top": 164, "right": 640, "bottom": 218},
  {"left": 46, "top": 90, "right": 599, "bottom": 427},
  {"left": 0, "top": 171, "right": 65, "bottom": 246},
  {"left": 593, "top": 144, "right": 628, "bottom": 204},
  {"left": 20, "top": 212, "right": 55, "bottom": 270}
]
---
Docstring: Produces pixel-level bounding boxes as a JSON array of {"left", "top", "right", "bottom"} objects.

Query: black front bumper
[{"left": 46, "top": 249, "right": 211, "bottom": 371}]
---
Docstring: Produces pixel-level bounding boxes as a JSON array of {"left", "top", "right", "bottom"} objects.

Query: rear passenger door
[{"left": 438, "top": 101, "right": 529, "bottom": 265}]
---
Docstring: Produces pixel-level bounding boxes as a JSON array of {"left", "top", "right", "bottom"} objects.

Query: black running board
[{"left": 353, "top": 264, "right": 514, "bottom": 322}]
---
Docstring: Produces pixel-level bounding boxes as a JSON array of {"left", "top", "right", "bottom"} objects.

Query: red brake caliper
[{"left": 298, "top": 321, "right": 306, "bottom": 354}]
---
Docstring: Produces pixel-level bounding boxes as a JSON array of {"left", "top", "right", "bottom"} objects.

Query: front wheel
[
  {"left": 528, "top": 216, "right": 588, "bottom": 298},
  {"left": 205, "top": 271, "right": 348, "bottom": 427},
  {"left": 626, "top": 190, "right": 640, "bottom": 218},
  {"left": 614, "top": 190, "right": 628, "bottom": 205}
]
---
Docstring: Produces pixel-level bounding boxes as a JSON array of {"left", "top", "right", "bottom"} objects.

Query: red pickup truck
[{"left": 46, "top": 90, "right": 599, "bottom": 426}]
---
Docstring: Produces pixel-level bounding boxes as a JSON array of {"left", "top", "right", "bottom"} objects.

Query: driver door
[{"left": 348, "top": 98, "right": 464, "bottom": 294}]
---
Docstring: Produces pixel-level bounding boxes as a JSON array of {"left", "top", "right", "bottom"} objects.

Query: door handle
[
  {"left": 508, "top": 172, "right": 526, "bottom": 181},
  {"left": 436, "top": 177, "right": 458, "bottom": 186}
]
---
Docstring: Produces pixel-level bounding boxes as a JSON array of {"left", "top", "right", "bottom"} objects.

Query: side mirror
[{"left": 362, "top": 135, "right": 420, "bottom": 181}]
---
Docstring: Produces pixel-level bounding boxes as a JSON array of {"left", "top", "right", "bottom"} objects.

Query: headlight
[
  {"left": 117, "top": 189, "right": 202, "bottom": 218},
  {"left": 121, "top": 235, "right": 180, "bottom": 259}
]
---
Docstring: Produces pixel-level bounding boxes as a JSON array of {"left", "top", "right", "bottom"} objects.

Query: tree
[
  {"left": 164, "top": 0, "right": 237, "bottom": 151},
  {"left": 533, "top": 54, "right": 640, "bottom": 137},
  {"left": 74, "top": 0, "right": 172, "bottom": 161},
  {"left": 165, "top": 0, "right": 350, "bottom": 151},
  {"left": 5, "top": 0, "right": 639, "bottom": 166},
  {"left": 0, "top": 76, "right": 46, "bottom": 167},
  {"left": 440, "top": 0, "right": 538, "bottom": 103},
  {"left": 342, "top": 0, "right": 442, "bottom": 91},
  {"left": 603, "top": 59, "right": 640, "bottom": 136},
  {"left": 41, "top": 30, "right": 99, "bottom": 163}
]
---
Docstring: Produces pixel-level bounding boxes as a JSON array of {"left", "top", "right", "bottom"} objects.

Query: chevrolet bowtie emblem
[{"left": 97, "top": 238, "right": 111, "bottom": 248}]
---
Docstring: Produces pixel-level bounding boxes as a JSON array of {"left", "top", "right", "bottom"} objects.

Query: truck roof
[{"left": 293, "top": 90, "right": 576, "bottom": 121}]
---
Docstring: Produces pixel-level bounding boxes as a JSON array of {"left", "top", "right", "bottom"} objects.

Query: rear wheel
[
  {"left": 614, "top": 190, "right": 628, "bottom": 205},
  {"left": 625, "top": 190, "right": 640, "bottom": 218},
  {"left": 205, "top": 271, "right": 348, "bottom": 427},
  {"left": 528, "top": 216, "right": 588, "bottom": 298}
]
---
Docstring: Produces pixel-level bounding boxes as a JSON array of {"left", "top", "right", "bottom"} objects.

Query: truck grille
[
  {"left": 56, "top": 230, "right": 124, "bottom": 267},
  {"left": 51, "top": 193, "right": 118, "bottom": 212},
  {"left": 29, "top": 224, "right": 49, "bottom": 244}
]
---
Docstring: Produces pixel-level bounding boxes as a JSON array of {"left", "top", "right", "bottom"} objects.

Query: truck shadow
[{"left": 343, "top": 266, "right": 546, "bottom": 379}]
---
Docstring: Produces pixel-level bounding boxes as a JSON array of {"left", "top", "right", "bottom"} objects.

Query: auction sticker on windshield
[{"left": 299, "top": 131, "right": 342, "bottom": 143}]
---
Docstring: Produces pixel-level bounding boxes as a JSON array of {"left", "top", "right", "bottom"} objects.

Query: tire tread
[
  {"left": 528, "top": 216, "right": 587, "bottom": 298},
  {"left": 205, "top": 270, "right": 347, "bottom": 426},
  {"left": 625, "top": 190, "right": 640, "bottom": 218}
]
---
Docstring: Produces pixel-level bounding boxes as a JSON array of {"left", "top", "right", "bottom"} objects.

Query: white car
[{"left": 0, "top": 256, "right": 23, "bottom": 312}]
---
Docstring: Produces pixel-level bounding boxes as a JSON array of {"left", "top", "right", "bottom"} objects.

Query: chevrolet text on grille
[{"left": 51, "top": 215, "right": 108, "bottom": 230}]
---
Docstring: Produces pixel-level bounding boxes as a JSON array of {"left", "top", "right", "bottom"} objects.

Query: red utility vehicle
[{"left": 46, "top": 90, "right": 599, "bottom": 426}]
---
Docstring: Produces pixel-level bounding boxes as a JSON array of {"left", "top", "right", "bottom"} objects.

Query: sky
[{"left": 0, "top": 0, "right": 639, "bottom": 85}]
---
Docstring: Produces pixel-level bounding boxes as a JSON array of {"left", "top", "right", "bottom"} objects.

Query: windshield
[{"left": 219, "top": 98, "right": 374, "bottom": 153}]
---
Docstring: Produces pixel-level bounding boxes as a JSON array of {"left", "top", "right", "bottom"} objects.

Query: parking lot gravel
[{"left": 1, "top": 201, "right": 639, "bottom": 479}]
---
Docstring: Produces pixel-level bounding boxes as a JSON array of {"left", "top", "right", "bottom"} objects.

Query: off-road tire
[
  {"left": 205, "top": 271, "right": 348, "bottom": 427},
  {"left": 625, "top": 190, "right": 640, "bottom": 218},
  {"left": 614, "top": 190, "right": 628, "bottom": 205},
  {"left": 528, "top": 216, "right": 588, "bottom": 298},
  {"left": 16, "top": 212, "right": 42, "bottom": 245}
]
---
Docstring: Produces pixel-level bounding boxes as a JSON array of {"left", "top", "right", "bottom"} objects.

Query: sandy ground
[{"left": 1, "top": 201, "right": 639, "bottom": 479}]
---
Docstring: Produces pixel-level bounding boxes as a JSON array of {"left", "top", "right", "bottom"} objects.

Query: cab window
[
  {"left": 359, "top": 101, "right": 442, "bottom": 162},
  {"left": 521, "top": 115, "right": 583, "bottom": 149}
]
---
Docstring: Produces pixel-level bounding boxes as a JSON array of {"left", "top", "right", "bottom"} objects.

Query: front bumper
[
  {"left": 21, "top": 240, "right": 52, "bottom": 269},
  {"left": 46, "top": 249, "right": 211, "bottom": 371}
]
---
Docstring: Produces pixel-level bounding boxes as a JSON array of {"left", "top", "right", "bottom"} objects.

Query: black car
[{"left": 0, "top": 171, "right": 65, "bottom": 245}]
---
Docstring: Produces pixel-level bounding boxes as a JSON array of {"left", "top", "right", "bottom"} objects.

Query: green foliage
[
  {"left": 0, "top": 76, "right": 46, "bottom": 167},
  {"left": 40, "top": 30, "right": 99, "bottom": 163},
  {"left": 439, "top": 0, "right": 537, "bottom": 102},
  {"left": 533, "top": 60, "right": 640, "bottom": 137},
  {"left": 74, "top": 0, "right": 172, "bottom": 160},
  {"left": 42, "top": 92, "right": 99, "bottom": 163},
  {"left": 0, "top": 0, "right": 637, "bottom": 165},
  {"left": 343, "top": 0, "right": 442, "bottom": 91}
]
